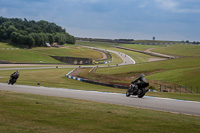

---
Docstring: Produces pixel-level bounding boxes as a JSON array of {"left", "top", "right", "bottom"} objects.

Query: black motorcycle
[
  {"left": 8, "top": 72, "right": 19, "bottom": 85},
  {"left": 126, "top": 82, "right": 149, "bottom": 98}
]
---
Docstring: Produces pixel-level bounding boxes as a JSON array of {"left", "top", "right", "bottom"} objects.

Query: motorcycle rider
[
  {"left": 126, "top": 73, "right": 149, "bottom": 98},
  {"left": 130, "top": 73, "right": 147, "bottom": 91}
]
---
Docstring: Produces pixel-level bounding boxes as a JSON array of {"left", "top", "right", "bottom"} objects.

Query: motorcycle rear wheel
[{"left": 138, "top": 88, "right": 146, "bottom": 98}]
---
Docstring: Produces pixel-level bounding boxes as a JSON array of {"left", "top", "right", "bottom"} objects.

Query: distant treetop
[{"left": 0, "top": 16, "right": 75, "bottom": 48}]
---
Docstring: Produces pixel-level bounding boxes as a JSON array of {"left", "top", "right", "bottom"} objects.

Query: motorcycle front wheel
[{"left": 126, "top": 90, "right": 131, "bottom": 97}]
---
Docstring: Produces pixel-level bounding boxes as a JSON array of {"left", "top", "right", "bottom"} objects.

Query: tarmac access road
[{"left": 0, "top": 83, "right": 200, "bottom": 116}]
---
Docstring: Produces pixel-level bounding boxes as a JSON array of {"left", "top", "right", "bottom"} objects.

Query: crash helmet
[{"left": 140, "top": 73, "right": 145, "bottom": 77}]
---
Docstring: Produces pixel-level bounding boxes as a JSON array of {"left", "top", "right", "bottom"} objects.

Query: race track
[
  {"left": 0, "top": 46, "right": 199, "bottom": 116},
  {"left": 0, "top": 83, "right": 200, "bottom": 116}
]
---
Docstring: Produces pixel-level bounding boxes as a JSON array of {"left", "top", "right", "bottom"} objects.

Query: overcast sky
[{"left": 0, "top": 0, "right": 200, "bottom": 41}]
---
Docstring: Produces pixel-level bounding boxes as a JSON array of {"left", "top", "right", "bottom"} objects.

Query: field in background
[
  {"left": 77, "top": 41, "right": 164, "bottom": 63},
  {"left": 0, "top": 42, "right": 104, "bottom": 63},
  {"left": 77, "top": 41, "right": 200, "bottom": 92},
  {"left": 32, "top": 44, "right": 103, "bottom": 60},
  {"left": 118, "top": 43, "right": 162, "bottom": 50},
  {"left": 0, "top": 48, "right": 62, "bottom": 63},
  {"left": 152, "top": 44, "right": 200, "bottom": 57}
]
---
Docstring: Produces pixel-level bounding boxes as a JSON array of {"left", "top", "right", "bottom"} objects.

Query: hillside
[
  {"left": 0, "top": 16, "right": 75, "bottom": 48},
  {"left": 75, "top": 41, "right": 200, "bottom": 91}
]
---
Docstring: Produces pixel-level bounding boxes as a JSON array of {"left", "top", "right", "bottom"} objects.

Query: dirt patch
[
  {"left": 93, "top": 49, "right": 107, "bottom": 60},
  {"left": 70, "top": 68, "right": 85, "bottom": 77},
  {"left": 144, "top": 48, "right": 155, "bottom": 53},
  {"left": 99, "top": 52, "right": 107, "bottom": 60},
  {"left": 148, "top": 58, "right": 166, "bottom": 62}
]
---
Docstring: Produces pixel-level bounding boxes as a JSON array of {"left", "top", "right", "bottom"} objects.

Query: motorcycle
[
  {"left": 8, "top": 78, "right": 17, "bottom": 85},
  {"left": 8, "top": 72, "right": 19, "bottom": 85},
  {"left": 126, "top": 82, "right": 149, "bottom": 98}
]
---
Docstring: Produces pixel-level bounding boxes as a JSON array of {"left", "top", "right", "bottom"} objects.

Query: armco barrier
[
  {"left": 66, "top": 68, "right": 128, "bottom": 89},
  {"left": 66, "top": 75, "right": 83, "bottom": 81},
  {"left": 66, "top": 69, "right": 83, "bottom": 81}
]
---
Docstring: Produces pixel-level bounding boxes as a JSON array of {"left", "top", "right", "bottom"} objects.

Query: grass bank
[
  {"left": 152, "top": 44, "right": 200, "bottom": 57},
  {"left": 32, "top": 45, "right": 103, "bottom": 60},
  {"left": 0, "top": 90, "right": 200, "bottom": 133},
  {"left": 0, "top": 42, "right": 104, "bottom": 63},
  {"left": 77, "top": 41, "right": 200, "bottom": 90},
  {"left": 84, "top": 57, "right": 200, "bottom": 90}
]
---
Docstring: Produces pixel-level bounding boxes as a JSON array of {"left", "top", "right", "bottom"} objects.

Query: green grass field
[
  {"left": 132, "top": 40, "right": 181, "bottom": 44},
  {"left": 77, "top": 41, "right": 114, "bottom": 49},
  {"left": 118, "top": 43, "right": 162, "bottom": 50},
  {"left": 0, "top": 90, "right": 200, "bottom": 133},
  {"left": 0, "top": 42, "right": 104, "bottom": 63},
  {"left": 0, "top": 48, "right": 62, "bottom": 63},
  {"left": 32, "top": 45, "right": 103, "bottom": 60},
  {"left": 152, "top": 44, "right": 200, "bottom": 57},
  {"left": 90, "top": 57, "right": 200, "bottom": 90},
  {"left": 0, "top": 42, "right": 20, "bottom": 48}
]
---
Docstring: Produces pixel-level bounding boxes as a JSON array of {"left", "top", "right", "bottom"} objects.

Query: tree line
[{"left": 0, "top": 16, "right": 75, "bottom": 48}]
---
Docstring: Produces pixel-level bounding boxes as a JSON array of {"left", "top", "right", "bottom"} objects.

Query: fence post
[
  {"left": 174, "top": 86, "right": 176, "bottom": 92},
  {"left": 160, "top": 85, "right": 162, "bottom": 92},
  {"left": 190, "top": 86, "right": 192, "bottom": 93}
]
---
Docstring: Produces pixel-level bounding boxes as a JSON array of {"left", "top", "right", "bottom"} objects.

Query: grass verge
[{"left": 0, "top": 90, "right": 200, "bottom": 133}]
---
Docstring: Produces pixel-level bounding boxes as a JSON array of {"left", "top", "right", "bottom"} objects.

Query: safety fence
[{"left": 158, "top": 85, "right": 200, "bottom": 94}]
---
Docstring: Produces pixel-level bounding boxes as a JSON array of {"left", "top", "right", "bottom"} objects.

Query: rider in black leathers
[
  {"left": 132, "top": 73, "right": 147, "bottom": 84},
  {"left": 130, "top": 73, "right": 148, "bottom": 91}
]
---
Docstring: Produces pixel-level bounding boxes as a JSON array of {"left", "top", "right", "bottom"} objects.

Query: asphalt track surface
[{"left": 0, "top": 83, "right": 200, "bottom": 116}]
